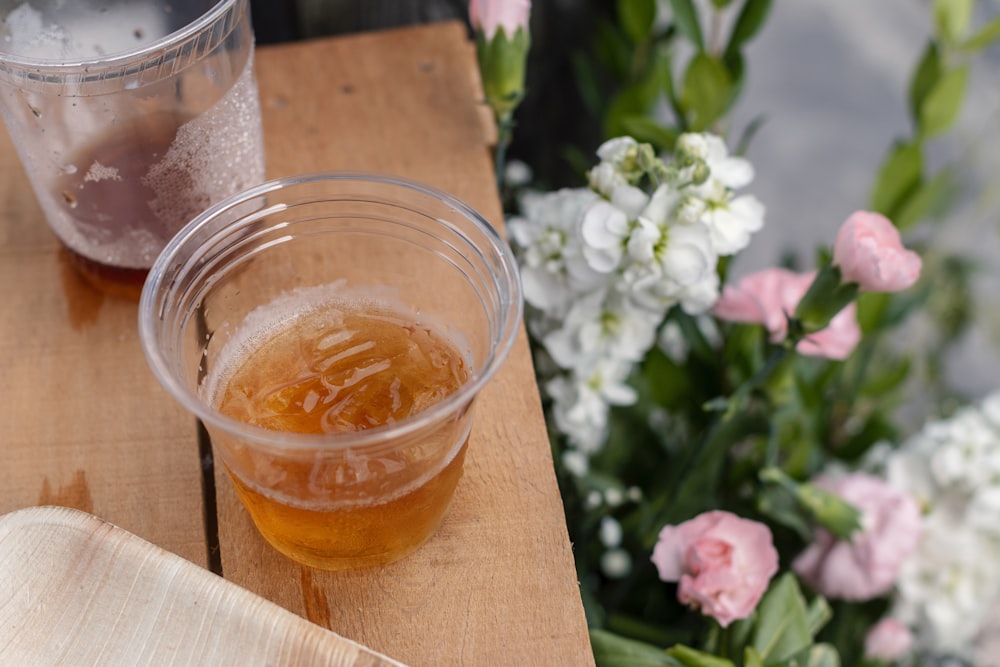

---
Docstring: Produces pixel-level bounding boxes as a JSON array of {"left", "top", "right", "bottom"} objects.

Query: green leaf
[
  {"left": 603, "top": 47, "right": 670, "bottom": 138},
  {"left": 756, "top": 485, "right": 812, "bottom": 541},
  {"left": 619, "top": 0, "right": 658, "bottom": 44},
  {"left": 804, "top": 597, "right": 832, "bottom": 637},
  {"left": 666, "top": 644, "right": 735, "bottom": 667},
  {"left": 711, "top": 0, "right": 735, "bottom": 9},
  {"left": 963, "top": 15, "right": 1000, "bottom": 52},
  {"left": 594, "top": 17, "right": 634, "bottom": 79},
  {"left": 919, "top": 65, "right": 969, "bottom": 139},
  {"left": 869, "top": 141, "right": 922, "bottom": 217},
  {"left": 893, "top": 167, "right": 957, "bottom": 231},
  {"left": 933, "top": 0, "right": 973, "bottom": 43},
  {"left": 858, "top": 355, "right": 911, "bottom": 397},
  {"left": 855, "top": 292, "right": 890, "bottom": 333},
  {"left": 751, "top": 574, "right": 813, "bottom": 662},
  {"left": 725, "top": 0, "right": 773, "bottom": 57},
  {"left": 619, "top": 115, "right": 680, "bottom": 152},
  {"left": 681, "top": 53, "right": 734, "bottom": 130},
  {"left": 792, "top": 643, "right": 842, "bottom": 667},
  {"left": 604, "top": 81, "right": 661, "bottom": 138},
  {"left": 908, "top": 43, "right": 941, "bottom": 124},
  {"left": 669, "top": 0, "right": 705, "bottom": 51},
  {"left": 743, "top": 647, "right": 765, "bottom": 667},
  {"left": 591, "top": 629, "right": 684, "bottom": 667}
]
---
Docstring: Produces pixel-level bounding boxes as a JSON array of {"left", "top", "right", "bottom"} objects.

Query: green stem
[{"left": 494, "top": 112, "right": 515, "bottom": 191}]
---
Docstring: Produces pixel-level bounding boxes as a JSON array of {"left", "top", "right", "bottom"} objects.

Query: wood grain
[
  {"left": 216, "top": 22, "right": 594, "bottom": 666},
  {"left": 0, "top": 506, "right": 402, "bottom": 666},
  {"left": 0, "top": 117, "right": 206, "bottom": 567}
]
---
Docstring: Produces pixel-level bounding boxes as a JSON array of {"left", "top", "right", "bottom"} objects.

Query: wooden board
[
  {"left": 0, "top": 506, "right": 402, "bottom": 666},
  {"left": 0, "top": 68, "right": 206, "bottom": 568}
]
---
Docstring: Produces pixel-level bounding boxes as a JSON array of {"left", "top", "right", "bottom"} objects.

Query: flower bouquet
[{"left": 470, "top": 0, "right": 1000, "bottom": 664}]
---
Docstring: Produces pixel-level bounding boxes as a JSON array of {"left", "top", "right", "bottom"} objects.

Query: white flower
[
  {"left": 597, "top": 136, "right": 638, "bottom": 163},
  {"left": 701, "top": 190, "right": 765, "bottom": 256},
  {"left": 581, "top": 200, "right": 631, "bottom": 273},
  {"left": 561, "top": 449, "right": 589, "bottom": 477},
  {"left": 892, "top": 514, "right": 1000, "bottom": 655},
  {"left": 658, "top": 320, "right": 688, "bottom": 362},
  {"left": 546, "top": 358, "right": 637, "bottom": 454},
  {"left": 701, "top": 133, "right": 754, "bottom": 189},
  {"left": 589, "top": 137, "right": 650, "bottom": 216},
  {"left": 542, "top": 289, "right": 660, "bottom": 371},
  {"left": 601, "top": 548, "right": 633, "bottom": 579},
  {"left": 623, "top": 206, "right": 720, "bottom": 315},
  {"left": 508, "top": 188, "right": 604, "bottom": 312},
  {"left": 503, "top": 158, "right": 533, "bottom": 188},
  {"left": 599, "top": 516, "right": 623, "bottom": 547},
  {"left": 677, "top": 132, "right": 764, "bottom": 256},
  {"left": 875, "top": 391, "right": 1000, "bottom": 658}
]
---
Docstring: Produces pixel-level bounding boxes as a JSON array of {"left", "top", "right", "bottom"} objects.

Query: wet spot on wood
[
  {"left": 300, "top": 566, "right": 332, "bottom": 628},
  {"left": 58, "top": 248, "right": 104, "bottom": 330},
  {"left": 39, "top": 470, "right": 94, "bottom": 513}
]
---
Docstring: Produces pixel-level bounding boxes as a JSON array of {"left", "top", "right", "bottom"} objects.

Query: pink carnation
[
  {"left": 833, "top": 211, "right": 922, "bottom": 292},
  {"left": 864, "top": 618, "right": 913, "bottom": 662},
  {"left": 793, "top": 473, "right": 921, "bottom": 601},
  {"left": 712, "top": 267, "right": 861, "bottom": 360},
  {"left": 469, "top": 0, "right": 531, "bottom": 39},
  {"left": 651, "top": 511, "right": 779, "bottom": 627}
]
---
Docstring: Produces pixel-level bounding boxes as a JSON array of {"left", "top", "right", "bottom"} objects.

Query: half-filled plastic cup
[
  {"left": 138, "top": 172, "right": 522, "bottom": 570},
  {"left": 0, "top": 0, "right": 265, "bottom": 297}
]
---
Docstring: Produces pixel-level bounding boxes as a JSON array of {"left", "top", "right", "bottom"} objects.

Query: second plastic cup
[
  {"left": 0, "top": 0, "right": 265, "bottom": 297},
  {"left": 139, "top": 172, "right": 522, "bottom": 570}
]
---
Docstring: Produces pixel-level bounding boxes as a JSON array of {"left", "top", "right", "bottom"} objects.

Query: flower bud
[
  {"left": 471, "top": 0, "right": 531, "bottom": 121},
  {"left": 833, "top": 211, "right": 922, "bottom": 292}
]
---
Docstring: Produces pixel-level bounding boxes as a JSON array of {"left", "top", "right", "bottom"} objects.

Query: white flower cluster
[
  {"left": 871, "top": 392, "right": 1000, "bottom": 660},
  {"left": 508, "top": 135, "right": 764, "bottom": 464}
]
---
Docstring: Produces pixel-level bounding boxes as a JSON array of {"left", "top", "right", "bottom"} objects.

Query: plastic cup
[
  {"left": 138, "top": 172, "right": 523, "bottom": 570},
  {"left": 0, "top": 0, "right": 265, "bottom": 297}
]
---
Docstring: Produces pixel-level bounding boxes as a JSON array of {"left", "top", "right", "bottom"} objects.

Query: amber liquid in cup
[{"left": 211, "top": 299, "right": 470, "bottom": 570}]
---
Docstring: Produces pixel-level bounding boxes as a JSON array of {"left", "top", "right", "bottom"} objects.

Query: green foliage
[
  {"left": 582, "top": 0, "right": 774, "bottom": 160},
  {"left": 504, "top": 2, "right": 1000, "bottom": 665},
  {"left": 592, "top": 629, "right": 686, "bottom": 666}
]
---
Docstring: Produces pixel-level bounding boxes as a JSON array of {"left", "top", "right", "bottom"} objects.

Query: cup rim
[
  {"left": 138, "top": 170, "right": 524, "bottom": 453},
  {"left": 0, "top": 0, "right": 239, "bottom": 71}
]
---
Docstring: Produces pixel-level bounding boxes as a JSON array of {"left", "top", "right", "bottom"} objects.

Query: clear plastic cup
[
  {"left": 138, "top": 172, "right": 523, "bottom": 570},
  {"left": 0, "top": 0, "right": 265, "bottom": 297}
]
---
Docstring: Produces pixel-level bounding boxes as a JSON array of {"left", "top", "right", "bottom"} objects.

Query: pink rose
[
  {"left": 713, "top": 268, "right": 861, "bottom": 360},
  {"left": 864, "top": 618, "right": 913, "bottom": 662},
  {"left": 793, "top": 473, "right": 921, "bottom": 601},
  {"left": 469, "top": 0, "right": 531, "bottom": 39},
  {"left": 651, "top": 511, "right": 779, "bottom": 627},
  {"left": 833, "top": 211, "right": 922, "bottom": 292}
]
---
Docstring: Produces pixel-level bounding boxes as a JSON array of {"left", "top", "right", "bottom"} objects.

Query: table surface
[{"left": 0, "top": 21, "right": 594, "bottom": 666}]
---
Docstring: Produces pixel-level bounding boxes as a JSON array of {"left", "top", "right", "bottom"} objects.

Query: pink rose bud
[
  {"left": 469, "top": 0, "right": 531, "bottom": 39},
  {"left": 864, "top": 618, "right": 913, "bottom": 662},
  {"left": 713, "top": 268, "right": 861, "bottom": 360},
  {"left": 651, "top": 511, "right": 779, "bottom": 627},
  {"left": 833, "top": 211, "right": 922, "bottom": 292},
  {"left": 793, "top": 473, "right": 921, "bottom": 601}
]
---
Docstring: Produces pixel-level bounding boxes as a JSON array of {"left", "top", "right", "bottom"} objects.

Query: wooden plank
[
  {"left": 0, "top": 122, "right": 207, "bottom": 567},
  {"left": 0, "top": 506, "right": 402, "bottom": 666},
  {"left": 212, "top": 22, "right": 594, "bottom": 665}
]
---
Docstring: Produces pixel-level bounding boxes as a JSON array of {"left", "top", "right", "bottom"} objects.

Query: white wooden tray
[{"left": 0, "top": 506, "right": 405, "bottom": 666}]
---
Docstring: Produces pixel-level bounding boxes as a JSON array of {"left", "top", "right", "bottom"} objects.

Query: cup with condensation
[
  {"left": 138, "top": 172, "right": 523, "bottom": 571},
  {"left": 0, "top": 0, "right": 265, "bottom": 298}
]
